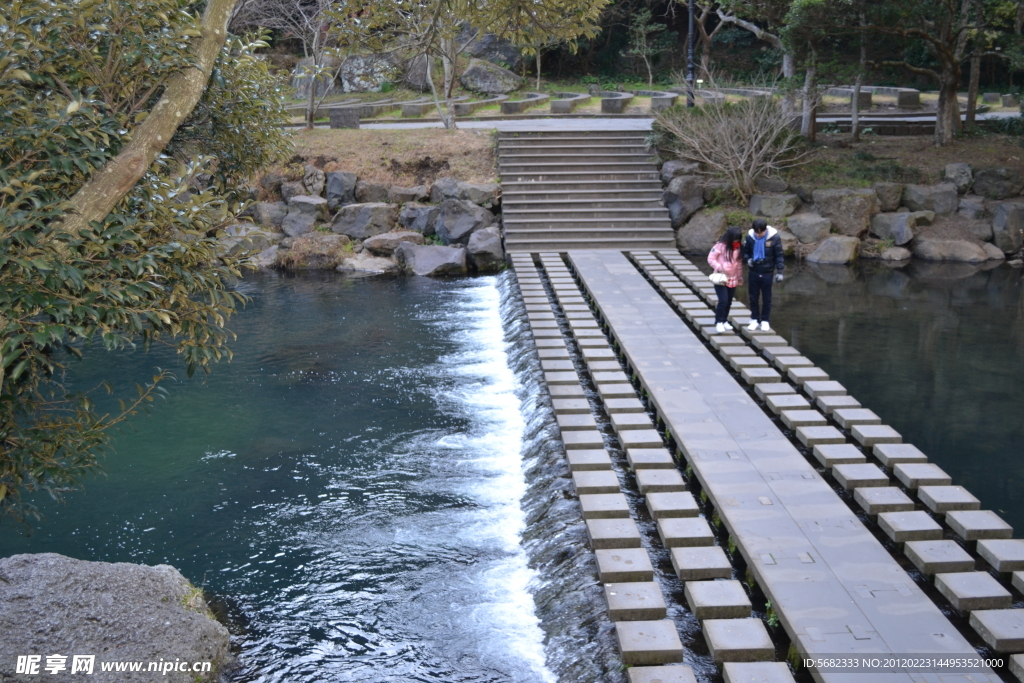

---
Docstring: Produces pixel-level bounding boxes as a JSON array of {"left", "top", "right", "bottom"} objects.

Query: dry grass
[{"left": 281, "top": 128, "right": 497, "bottom": 186}]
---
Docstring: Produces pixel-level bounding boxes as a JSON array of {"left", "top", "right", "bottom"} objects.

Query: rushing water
[{"left": 0, "top": 272, "right": 555, "bottom": 683}]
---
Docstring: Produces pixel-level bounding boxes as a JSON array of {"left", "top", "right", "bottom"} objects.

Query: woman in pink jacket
[{"left": 707, "top": 226, "right": 744, "bottom": 333}]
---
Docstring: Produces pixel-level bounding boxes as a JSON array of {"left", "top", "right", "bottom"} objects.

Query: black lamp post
[{"left": 686, "top": 0, "right": 695, "bottom": 107}]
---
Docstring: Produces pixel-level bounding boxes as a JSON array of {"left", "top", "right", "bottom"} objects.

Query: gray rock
[
  {"left": 702, "top": 180, "right": 734, "bottom": 204},
  {"left": 457, "top": 26, "right": 522, "bottom": 70},
  {"left": 259, "top": 172, "right": 285, "bottom": 196},
  {"left": 982, "top": 242, "right": 1007, "bottom": 260},
  {"left": 326, "top": 171, "right": 358, "bottom": 210},
  {"left": 223, "top": 223, "right": 279, "bottom": 256},
  {"left": 749, "top": 193, "right": 800, "bottom": 218},
  {"left": 901, "top": 183, "right": 959, "bottom": 215},
  {"left": 387, "top": 185, "right": 429, "bottom": 204},
  {"left": 355, "top": 181, "right": 390, "bottom": 204},
  {"left": 404, "top": 54, "right": 430, "bottom": 92},
  {"left": 303, "top": 165, "right": 325, "bottom": 196},
  {"left": 944, "top": 163, "right": 973, "bottom": 194},
  {"left": 790, "top": 185, "right": 815, "bottom": 204},
  {"left": 0, "top": 553, "right": 229, "bottom": 683},
  {"left": 870, "top": 212, "right": 917, "bottom": 246},
  {"left": 992, "top": 202, "right": 1024, "bottom": 253},
  {"left": 660, "top": 159, "right": 700, "bottom": 184},
  {"left": 291, "top": 56, "right": 340, "bottom": 98},
  {"left": 459, "top": 58, "right": 522, "bottom": 94},
  {"left": 395, "top": 243, "right": 468, "bottom": 276},
  {"left": 786, "top": 213, "right": 832, "bottom": 244},
  {"left": 339, "top": 53, "right": 398, "bottom": 93},
  {"left": 330, "top": 202, "right": 400, "bottom": 239},
  {"left": 754, "top": 177, "right": 789, "bottom": 193},
  {"left": 337, "top": 253, "right": 399, "bottom": 274},
  {"left": 778, "top": 230, "right": 798, "bottom": 256},
  {"left": 676, "top": 210, "right": 727, "bottom": 254},
  {"left": 399, "top": 202, "right": 440, "bottom": 235},
  {"left": 911, "top": 210, "right": 936, "bottom": 225},
  {"left": 281, "top": 195, "right": 329, "bottom": 237},
  {"left": 280, "top": 180, "right": 306, "bottom": 203},
  {"left": 872, "top": 182, "right": 904, "bottom": 212},
  {"left": 911, "top": 238, "right": 988, "bottom": 262},
  {"left": 461, "top": 182, "right": 500, "bottom": 208},
  {"left": 958, "top": 195, "right": 988, "bottom": 221},
  {"left": 254, "top": 244, "right": 279, "bottom": 269},
  {"left": 807, "top": 235, "right": 860, "bottom": 264},
  {"left": 973, "top": 168, "right": 1024, "bottom": 200},
  {"left": 813, "top": 188, "right": 879, "bottom": 236},
  {"left": 881, "top": 246, "right": 913, "bottom": 261},
  {"left": 434, "top": 198, "right": 495, "bottom": 245},
  {"left": 430, "top": 177, "right": 463, "bottom": 203},
  {"left": 277, "top": 233, "right": 353, "bottom": 270},
  {"left": 664, "top": 175, "right": 704, "bottom": 228},
  {"left": 362, "top": 230, "right": 425, "bottom": 256},
  {"left": 964, "top": 218, "right": 994, "bottom": 242},
  {"left": 467, "top": 226, "right": 505, "bottom": 272},
  {"left": 253, "top": 201, "right": 287, "bottom": 229}
]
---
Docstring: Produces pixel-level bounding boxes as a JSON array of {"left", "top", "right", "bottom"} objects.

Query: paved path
[{"left": 567, "top": 249, "right": 997, "bottom": 683}]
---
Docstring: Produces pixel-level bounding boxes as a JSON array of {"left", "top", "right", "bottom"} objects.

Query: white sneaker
[
  {"left": 715, "top": 322, "right": 726, "bottom": 333},
  {"left": 723, "top": 322, "right": 734, "bottom": 331},
  {"left": 760, "top": 321, "right": 771, "bottom": 331},
  {"left": 747, "top": 320, "right": 759, "bottom": 331}
]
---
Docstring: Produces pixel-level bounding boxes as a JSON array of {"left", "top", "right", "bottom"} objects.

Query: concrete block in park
[
  {"left": 893, "top": 462, "right": 951, "bottom": 489},
  {"left": 606, "top": 398, "right": 645, "bottom": 413},
  {"left": 977, "top": 539, "right": 1024, "bottom": 572},
  {"left": 563, "top": 430, "right": 605, "bottom": 450},
  {"left": 741, "top": 367, "right": 781, "bottom": 384},
  {"left": 567, "top": 449, "right": 612, "bottom": 471},
  {"left": 657, "top": 517, "right": 715, "bottom": 548},
  {"left": 627, "top": 448, "right": 675, "bottom": 470},
  {"left": 816, "top": 394, "right": 862, "bottom": 415},
  {"left": 781, "top": 410, "right": 827, "bottom": 429},
  {"left": 750, "top": 334, "right": 788, "bottom": 349},
  {"left": 874, "top": 443, "right": 928, "bottom": 467},
  {"left": 852, "top": 424, "right": 902, "bottom": 447},
  {"left": 878, "top": 511, "right": 943, "bottom": 543},
  {"left": 605, "top": 581, "right": 667, "bottom": 621},
  {"left": 684, "top": 579, "right": 752, "bottom": 619},
  {"left": 855, "top": 487, "right": 915, "bottom": 516},
  {"left": 671, "top": 546, "right": 733, "bottom": 581},
  {"left": 832, "top": 463, "right": 889, "bottom": 490},
  {"left": 1015, "top": 571, "right": 1024, "bottom": 594},
  {"left": 833, "top": 408, "right": 882, "bottom": 429},
  {"left": 647, "top": 492, "right": 700, "bottom": 519},
  {"left": 755, "top": 383, "right": 796, "bottom": 401},
  {"left": 729, "top": 356, "right": 770, "bottom": 372},
  {"left": 587, "top": 518, "right": 642, "bottom": 549},
  {"left": 773, "top": 355, "right": 813, "bottom": 372},
  {"left": 621, "top": 430, "right": 667, "bottom": 450},
  {"left": 946, "top": 510, "right": 1013, "bottom": 541},
  {"left": 598, "top": 383, "right": 639, "bottom": 399},
  {"left": 558, "top": 413, "right": 598, "bottom": 431},
  {"left": 788, "top": 367, "right": 829, "bottom": 385},
  {"left": 723, "top": 662, "right": 796, "bottom": 683},
  {"left": 970, "top": 609, "right": 1024, "bottom": 652},
  {"left": 797, "top": 426, "right": 845, "bottom": 448},
  {"left": 616, "top": 620, "right": 684, "bottom": 665},
  {"left": 812, "top": 444, "right": 866, "bottom": 468},
  {"left": 579, "top": 493, "right": 631, "bottom": 519},
  {"left": 904, "top": 540, "right": 975, "bottom": 575},
  {"left": 802, "top": 380, "right": 847, "bottom": 399},
  {"left": 545, "top": 370, "right": 578, "bottom": 385},
  {"left": 596, "top": 548, "right": 654, "bottom": 583},
  {"left": 612, "top": 412, "right": 655, "bottom": 431},
  {"left": 552, "top": 398, "right": 589, "bottom": 414},
  {"left": 765, "top": 394, "right": 809, "bottom": 415},
  {"left": 918, "top": 486, "right": 980, "bottom": 513},
  {"left": 703, "top": 618, "right": 775, "bottom": 664},
  {"left": 935, "top": 571, "right": 1012, "bottom": 612},
  {"left": 572, "top": 470, "right": 620, "bottom": 495},
  {"left": 636, "top": 469, "right": 687, "bottom": 494},
  {"left": 627, "top": 665, "right": 698, "bottom": 683},
  {"left": 762, "top": 344, "right": 800, "bottom": 360}
]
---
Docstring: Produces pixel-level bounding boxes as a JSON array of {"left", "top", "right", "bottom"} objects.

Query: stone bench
[
  {"left": 550, "top": 91, "right": 591, "bottom": 114},
  {"left": 400, "top": 95, "right": 469, "bottom": 117},
  {"left": 501, "top": 92, "right": 550, "bottom": 114},
  {"left": 453, "top": 94, "right": 509, "bottom": 116},
  {"left": 599, "top": 91, "right": 634, "bottom": 114},
  {"left": 633, "top": 89, "right": 679, "bottom": 111}
]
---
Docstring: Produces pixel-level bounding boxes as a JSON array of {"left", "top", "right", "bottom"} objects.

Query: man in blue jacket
[{"left": 742, "top": 219, "right": 785, "bottom": 332}]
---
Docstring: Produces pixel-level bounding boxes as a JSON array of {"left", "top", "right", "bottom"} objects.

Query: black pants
[
  {"left": 748, "top": 271, "right": 774, "bottom": 322},
  {"left": 714, "top": 284, "right": 735, "bottom": 323}
]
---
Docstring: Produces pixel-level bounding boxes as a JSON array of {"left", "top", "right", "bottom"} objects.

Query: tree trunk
[
  {"left": 782, "top": 52, "right": 796, "bottom": 120},
  {"left": 536, "top": 50, "right": 542, "bottom": 91},
  {"left": 966, "top": 53, "right": 981, "bottom": 130},
  {"left": 305, "top": 59, "right": 317, "bottom": 130},
  {"left": 935, "top": 73, "right": 961, "bottom": 146},
  {"left": 62, "top": 0, "right": 237, "bottom": 235},
  {"left": 851, "top": 25, "right": 866, "bottom": 142},
  {"left": 800, "top": 48, "right": 817, "bottom": 140}
]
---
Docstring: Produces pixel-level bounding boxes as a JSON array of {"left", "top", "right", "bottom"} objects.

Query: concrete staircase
[{"left": 498, "top": 131, "right": 676, "bottom": 253}]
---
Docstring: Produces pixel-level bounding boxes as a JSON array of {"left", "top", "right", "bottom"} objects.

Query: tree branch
[{"left": 715, "top": 9, "right": 782, "bottom": 50}]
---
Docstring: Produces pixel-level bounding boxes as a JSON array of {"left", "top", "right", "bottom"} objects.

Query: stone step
[
  {"left": 501, "top": 171, "right": 661, "bottom": 182},
  {"left": 505, "top": 219, "right": 671, "bottom": 231},
  {"left": 498, "top": 131, "right": 645, "bottom": 140},
  {"left": 506, "top": 238, "right": 676, "bottom": 252},
  {"left": 499, "top": 144, "right": 651, "bottom": 154},
  {"left": 506, "top": 228, "right": 675, "bottom": 241},
  {"left": 504, "top": 208, "right": 670, "bottom": 220},
  {"left": 503, "top": 188, "right": 664, "bottom": 201},
  {"left": 503, "top": 198, "right": 667, "bottom": 210},
  {"left": 500, "top": 155, "right": 657, "bottom": 166}
]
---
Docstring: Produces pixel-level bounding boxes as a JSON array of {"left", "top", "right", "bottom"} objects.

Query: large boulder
[
  {"left": 280, "top": 180, "right": 306, "bottom": 203},
  {"left": 806, "top": 235, "right": 860, "bottom": 264},
  {"left": 778, "top": 230, "right": 798, "bottom": 256},
  {"left": 404, "top": 54, "right": 430, "bottom": 92},
  {"left": 330, "top": 202, "right": 400, "bottom": 239},
  {"left": 355, "top": 181, "right": 389, "bottom": 203},
  {"left": 277, "top": 233, "right": 353, "bottom": 269},
  {"left": 972, "top": 168, "right": 1024, "bottom": 200},
  {"left": 302, "top": 164, "right": 325, "bottom": 196},
  {"left": 754, "top": 177, "right": 789, "bottom": 193},
  {"left": 254, "top": 244, "right": 279, "bottom": 269},
  {"left": 387, "top": 185, "right": 429, "bottom": 204},
  {"left": 663, "top": 175, "right": 704, "bottom": 228},
  {"left": 0, "top": 553, "right": 230, "bottom": 683},
  {"left": 901, "top": 183, "right": 958, "bottom": 215},
  {"left": 749, "top": 193, "right": 800, "bottom": 219},
  {"left": 467, "top": 226, "right": 505, "bottom": 272},
  {"left": 702, "top": 180, "right": 734, "bottom": 204},
  {"left": 786, "top": 213, "right": 831, "bottom": 244},
  {"left": 676, "top": 210, "right": 727, "bottom": 254},
  {"left": 982, "top": 242, "right": 1007, "bottom": 260},
  {"left": 870, "top": 212, "right": 916, "bottom": 246},
  {"left": 911, "top": 238, "right": 987, "bottom": 262},
  {"left": 399, "top": 202, "right": 440, "bottom": 235},
  {"left": 872, "top": 182, "right": 904, "bottom": 212},
  {"left": 340, "top": 53, "right": 399, "bottom": 93},
  {"left": 661, "top": 160, "right": 700, "bottom": 184},
  {"left": 219, "top": 223, "right": 279, "bottom": 258},
  {"left": 434, "top": 198, "right": 495, "bottom": 245},
  {"left": 362, "top": 229, "right": 425, "bottom": 256},
  {"left": 281, "top": 195, "right": 329, "bottom": 237},
  {"left": 430, "top": 177, "right": 499, "bottom": 207},
  {"left": 259, "top": 172, "right": 285, "bottom": 197},
  {"left": 881, "top": 246, "right": 913, "bottom": 261},
  {"left": 459, "top": 58, "right": 522, "bottom": 94},
  {"left": 430, "top": 176, "right": 463, "bottom": 203},
  {"left": 253, "top": 201, "right": 287, "bottom": 230},
  {"left": 458, "top": 26, "right": 522, "bottom": 70},
  {"left": 326, "top": 171, "right": 357, "bottom": 210},
  {"left": 957, "top": 195, "right": 988, "bottom": 221},
  {"left": 812, "top": 188, "right": 879, "bottom": 237},
  {"left": 944, "top": 163, "right": 973, "bottom": 194},
  {"left": 337, "top": 252, "right": 399, "bottom": 274},
  {"left": 291, "top": 56, "right": 340, "bottom": 98},
  {"left": 992, "top": 202, "right": 1024, "bottom": 253},
  {"left": 395, "top": 243, "right": 468, "bottom": 276}
]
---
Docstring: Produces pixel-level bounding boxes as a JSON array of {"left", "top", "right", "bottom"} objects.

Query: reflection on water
[{"left": 752, "top": 260, "right": 1024, "bottom": 532}]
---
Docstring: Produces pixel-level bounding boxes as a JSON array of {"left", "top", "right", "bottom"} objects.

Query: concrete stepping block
[
  {"left": 815, "top": 394, "right": 862, "bottom": 415},
  {"left": 531, "top": 321, "right": 560, "bottom": 330},
  {"left": 528, "top": 312, "right": 556, "bottom": 321},
  {"left": 563, "top": 430, "right": 605, "bottom": 450},
  {"left": 590, "top": 360, "right": 624, "bottom": 371},
  {"left": 627, "top": 665, "right": 698, "bottom": 683},
  {"left": 685, "top": 579, "right": 752, "bottom": 619},
  {"left": 611, "top": 412, "right": 655, "bottom": 431},
  {"left": 722, "top": 662, "right": 796, "bottom": 683},
  {"left": 621, "top": 430, "right": 665, "bottom": 450},
  {"left": 749, "top": 334, "right": 788, "bottom": 348},
  {"left": 538, "top": 348, "right": 570, "bottom": 360},
  {"left": 671, "top": 546, "right": 733, "bottom": 580},
  {"left": 905, "top": 540, "right": 975, "bottom": 575},
  {"left": 606, "top": 582, "right": 668, "bottom": 621},
  {"left": 852, "top": 424, "right": 902, "bottom": 447},
  {"left": 781, "top": 409, "right": 827, "bottom": 429},
  {"left": 878, "top": 510, "right": 943, "bottom": 542},
  {"left": 636, "top": 469, "right": 687, "bottom": 494},
  {"left": 893, "top": 462, "right": 951, "bottom": 489},
  {"left": 657, "top": 517, "right": 715, "bottom": 547},
  {"left": 832, "top": 408, "right": 881, "bottom": 429},
  {"left": 558, "top": 413, "right": 598, "bottom": 431},
  {"left": 574, "top": 328, "right": 606, "bottom": 338},
  {"left": 593, "top": 370, "right": 630, "bottom": 384},
  {"left": 970, "top": 609, "right": 1024, "bottom": 652},
  {"left": 693, "top": 316, "right": 718, "bottom": 328},
  {"left": 918, "top": 486, "right": 980, "bottom": 513},
  {"left": 788, "top": 367, "right": 829, "bottom": 385},
  {"left": 1015, "top": 571, "right": 1024, "bottom": 594},
  {"left": 580, "top": 493, "right": 631, "bottom": 519},
  {"left": 766, "top": 394, "right": 810, "bottom": 415},
  {"left": 855, "top": 487, "right": 915, "bottom": 515},
  {"left": 535, "top": 338, "right": 567, "bottom": 347},
  {"left": 803, "top": 380, "right": 846, "bottom": 399},
  {"left": 616, "top": 619, "right": 684, "bottom": 665},
  {"left": 596, "top": 548, "right": 654, "bottom": 583},
  {"left": 813, "top": 443, "right": 866, "bottom": 468},
  {"left": 773, "top": 355, "right": 814, "bottom": 372},
  {"left": 832, "top": 463, "right": 889, "bottom": 490},
  {"left": 553, "top": 398, "right": 590, "bottom": 414},
  {"left": 567, "top": 449, "right": 612, "bottom": 471},
  {"left": 936, "top": 571, "right": 1012, "bottom": 612},
  {"left": 741, "top": 367, "right": 781, "bottom": 384},
  {"left": 762, "top": 345, "right": 801, "bottom": 361},
  {"left": 573, "top": 470, "right": 621, "bottom": 495},
  {"left": 565, "top": 311, "right": 595, "bottom": 320},
  {"left": 978, "top": 539, "right": 1024, "bottom": 572},
  {"left": 606, "top": 398, "right": 646, "bottom": 413},
  {"left": 874, "top": 443, "right": 928, "bottom": 467},
  {"left": 587, "top": 518, "right": 642, "bottom": 549},
  {"left": 703, "top": 618, "right": 774, "bottom": 664},
  {"left": 578, "top": 336, "right": 609, "bottom": 347},
  {"left": 569, "top": 319, "right": 600, "bottom": 330},
  {"left": 711, "top": 336, "right": 747, "bottom": 351},
  {"left": 946, "top": 510, "right": 1013, "bottom": 541},
  {"left": 730, "top": 357, "right": 770, "bottom": 372},
  {"left": 647, "top": 492, "right": 700, "bottom": 519},
  {"left": 720, "top": 346, "right": 758, "bottom": 359},
  {"left": 627, "top": 448, "right": 675, "bottom": 470},
  {"left": 550, "top": 384, "right": 585, "bottom": 397},
  {"left": 598, "top": 383, "right": 638, "bottom": 399},
  {"left": 755, "top": 383, "right": 796, "bottom": 401},
  {"left": 545, "top": 371, "right": 579, "bottom": 385},
  {"left": 796, "top": 425, "right": 845, "bottom": 447}
]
